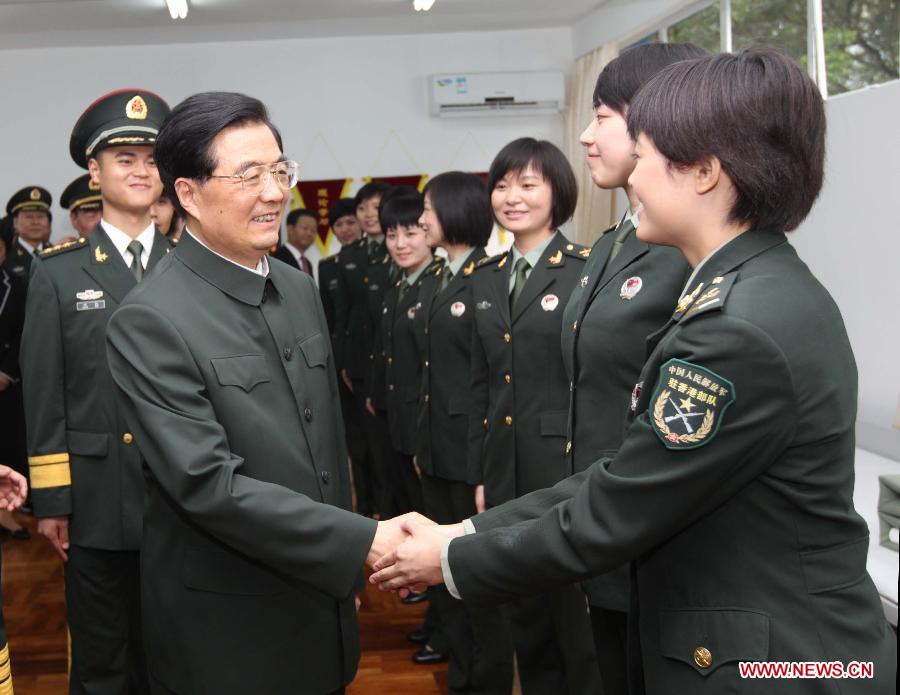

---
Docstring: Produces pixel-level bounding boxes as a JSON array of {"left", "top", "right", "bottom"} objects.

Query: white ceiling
[{"left": 0, "top": 0, "right": 607, "bottom": 50}]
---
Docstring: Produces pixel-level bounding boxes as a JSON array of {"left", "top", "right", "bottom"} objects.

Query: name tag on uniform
[{"left": 76, "top": 300, "right": 106, "bottom": 311}]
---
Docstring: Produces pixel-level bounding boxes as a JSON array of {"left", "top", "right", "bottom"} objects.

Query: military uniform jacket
[
  {"left": 450, "top": 231, "right": 896, "bottom": 693},
  {"left": 21, "top": 226, "right": 170, "bottom": 550},
  {"left": 467, "top": 233, "right": 586, "bottom": 506},
  {"left": 0, "top": 267, "right": 24, "bottom": 381},
  {"left": 333, "top": 238, "right": 393, "bottom": 384},
  {"left": 413, "top": 247, "right": 486, "bottom": 481},
  {"left": 317, "top": 253, "right": 339, "bottom": 339},
  {"left": 2, "top": 239, "right": 45, "bottom": 290},
  {"left": 373, "top": 257, "right": 442, "bottom": 454},
  {"left": 561, "top": 224, "right": 690, "bottom": 611},
  {"left": 105, "top": 231, "right": 376, "bottom": 694}
]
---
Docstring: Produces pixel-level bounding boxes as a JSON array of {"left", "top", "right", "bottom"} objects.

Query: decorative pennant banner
[
  {"left": 292, "top": 177, "right": 353, "bottom": 253},
  {"left": 365, "top": 174, "right": 429, "bottom": 192}
]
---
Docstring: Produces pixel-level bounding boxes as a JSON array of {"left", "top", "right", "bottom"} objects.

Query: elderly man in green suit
[{"left": 105, "top": 92, "right": 410, "bottom": 695}]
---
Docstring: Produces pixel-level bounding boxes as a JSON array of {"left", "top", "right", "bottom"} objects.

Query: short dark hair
[
  {"left": 328, "top": 198, "right": 357, "bottom": 228},
  {"left": 488, "top": 138, "right": 577, "bottom": 229},
  {"left": 155, "top": 92, "right": 284, "bottom": 219},
  {"left": 286, "top": 208, "right": 317, "bottom": 227},
  {"left": 379, "top": 190, "right": 424, "bottom": 232},
  {"left": 423, "top": 172, "right": 492, "bottom": 247},
  {"left": 628, "top": 49, "right": 825, "bottom": 232},
  {"left": 593, "top": 42, "right": 709, "bottom": 113},
  {"left": 354, "top": 181, "right": 390, "bottom": 209}
]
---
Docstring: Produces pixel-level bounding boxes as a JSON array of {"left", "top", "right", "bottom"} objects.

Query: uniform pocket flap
[
  {"left": 800, "top": 536, "right": 869, "bottom": 594},
  {"left": 183, "top": 547, "right": 290, "bottom": 596},
  {"left": 66, "top": 429, "right": 110, "bottom": 457},
  {"left": 540, "top": 410, "right": 569, "bottom": 437},
  {"left": 659, "top": 608, "right": 770, "bottom": 676},
  {"left": 210, "top": 354, "right": 270, "bottom": 392},
  {"left": 298, "top": 333, "right": 329, "bottom": 368},
  {"left": 448, "top": 398, "right": 470, "bottom": 416}
]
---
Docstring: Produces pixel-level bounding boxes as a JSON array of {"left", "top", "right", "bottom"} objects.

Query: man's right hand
[
  {"left": 38, "top": 516, "right": 70, "bottom": 562},
  {"left": 341, "top": 369, "right": 353, "bottom": 392}
]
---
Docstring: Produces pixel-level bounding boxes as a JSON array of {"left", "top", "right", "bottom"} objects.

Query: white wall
[
  {"left": 791, "top": 79, "right": 900, "bottom": 452},
  {"left": 0, "top": 27, "right": 573, "bottom": 249}
]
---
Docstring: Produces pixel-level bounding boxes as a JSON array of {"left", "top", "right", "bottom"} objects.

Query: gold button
[
  {"left": 424, "top": 327, "right": 429, "bottom": 335},
  {"left": 424, "top": 394, "right": 430, "bottom": 402},
  {"left": 572, "top": 320, "right": 578, "bottom": 332},
  {"left": 565, "top": 441, "right": 572, "bottom": 454},
  {"left": 388, "top": 357, "right": 393, "bottom": 365},
  {"left": 425, "top": 360, "right": 430, "bottom": 368},
  {"left": 566, "top": 243, "right": 574, "bottom": 251},
  {"left": 363, "top": 276, "right": 369, "bottom": 283},
  {"left": 504, "top": 373, "right": 511, "bottom": 384},
  {"left": 569, "top": 381, "right": 575, "bottom": 392},
  {"left": 122, "top": 433, "right": 134, "bottom": 444},
  {"left": 388, "top": 384, "right": 395, "bottom": 391},
  {"left": 693, "top": 647, "right": 712, "bottom": 669},
  {"left": 503, "top": 332, "right": 511, "bottom": 343},
  {"left": 483, "top": 418, "right": 488, "bottom": 429},
  {"left": 504, "top": 415, "right": 513, "bottom": 426}
]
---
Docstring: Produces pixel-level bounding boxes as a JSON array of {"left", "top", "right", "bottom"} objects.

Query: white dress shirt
[{"left": 101, "top": 219, "right": 155, "bottom": 270}]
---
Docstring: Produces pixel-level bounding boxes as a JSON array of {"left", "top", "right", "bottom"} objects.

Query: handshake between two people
[{"left": 364, "top": 512, "right": 465, "bottom": 596}]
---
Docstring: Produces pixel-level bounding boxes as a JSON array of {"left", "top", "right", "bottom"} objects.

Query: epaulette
[
  {"left": 561, "top": 241, "right": 589, "bottom": 259},
  {"left": 676, "top": 272, "right": 738, "bottom": 322},
  {"left": 425, "top": 256, "right": 445, "bottom": 275},
  {"left": 38, "top": 237, "right": 88, "bottom": 259},
  {"left": 475, "top": 253, "right": 505, "bottom": 269}
]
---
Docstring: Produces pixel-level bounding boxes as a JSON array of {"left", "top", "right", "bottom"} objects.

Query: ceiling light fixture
[
  {"left": 413, "top": 0, "right": 436, "bottom": 11},
  {"left": 165, "top": 0, "right": 189, "bottom": 20}
]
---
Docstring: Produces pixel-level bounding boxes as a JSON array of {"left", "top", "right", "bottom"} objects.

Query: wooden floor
[{"left": 1, "top": 512, "right": 448, "bottom": 694}]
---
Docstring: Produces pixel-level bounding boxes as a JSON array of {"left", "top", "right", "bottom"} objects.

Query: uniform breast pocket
[
  {"left": 210, "top": 354, "right": 271, "bottom": 393},
  {"left": 297, "top": 333, "right": 329, "bottom": 369}
]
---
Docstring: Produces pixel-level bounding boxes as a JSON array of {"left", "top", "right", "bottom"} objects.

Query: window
[
  {"left": 668, "top": 2, "right": 721, "bottom": 54},
  {"left": 731, "top": 0, "right": 808, "bottom": 69},
  {"left": 823, "top": 0, "right": 899, "bottom": 95}
]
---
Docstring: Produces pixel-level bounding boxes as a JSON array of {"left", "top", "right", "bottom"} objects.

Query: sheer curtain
[{"left": 564, "top": 42, "right": 620, "bottom": 246}]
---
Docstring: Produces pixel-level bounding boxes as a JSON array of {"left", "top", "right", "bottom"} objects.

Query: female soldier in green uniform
[
  {"left": 374, "top": 49, "right": 897, "bottom": 694},
  {"left": 467, "top": 139, "right": 601, "bottom": 694}
]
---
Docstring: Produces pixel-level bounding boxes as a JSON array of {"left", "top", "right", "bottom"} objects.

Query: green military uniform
[
  {"left": 449, "top": 231, "right": 897, "bottom": 693},
  {"left": 560, "top": 218, "right": 690, "bottom": 691},
  {"left": 106, "top": 230, "right": 376, "bottom": 694},
  {"left": 60, "top": 174, "right": 102, "bottom": 215},
  {"left": 334, "top": 236, "right": 395, "bottom": 516},
  {"left": 21, "top": 88, "right": 171, "bottom": 695},
  {"left": 317, "top": 253, "right": 339, "bottom": 337},
  {"left": 413, "top": 246, "right": 514, "bottom": 695},
  {"left": 467, "top": 232, "right": 601, "bottom": 694},
  {"left": 0, "top": 548, "right": 12, "bottom": 695},
  {"left": 2, "top": 187, "right": 52, "bottom": 287}
]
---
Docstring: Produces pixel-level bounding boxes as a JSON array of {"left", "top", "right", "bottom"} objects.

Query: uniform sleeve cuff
[
  {"left": 441, "top": 538, "right": 462, "bottom": 600},
  {"left": 463, "top": 518, "right": 477, "bottom": 535}
]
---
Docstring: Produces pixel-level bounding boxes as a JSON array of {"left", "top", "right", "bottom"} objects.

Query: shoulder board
[
  {"left": 475, "top": 253, "right": 504, "bottom": 269},
  {"left": 678, "top": 272, "right": 739, "bottom": 323},
  {"left": 38, "top": 237, "right": 88, "bottom": 259},
  {"left": 561, "top": 242, "right": 589, "bottom": 260},
  {"left": 426, "top": 256, "right": 445, "bottom": 275},
  {"left": 170, "top": 236, "right": 180, "bottom": 245}
]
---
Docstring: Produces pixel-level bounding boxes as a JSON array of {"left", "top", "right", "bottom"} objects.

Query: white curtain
[{"left": 564, "top": 42, "right": 620, "bottom": 246}]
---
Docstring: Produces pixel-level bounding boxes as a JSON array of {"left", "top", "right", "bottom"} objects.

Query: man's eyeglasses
[{"left": 208, "top": 160, "right": 300, "bottom": 193}]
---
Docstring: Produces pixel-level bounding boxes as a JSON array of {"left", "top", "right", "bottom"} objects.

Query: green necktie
[
  {"left": 510, "top": 257, "right": 530, "bottom": 310},
  {"left": 601, "top": 220, "right": 634, "bottom": 276},
  {"left": 128, "top": 240, "right": 144, "bottom": 282},
  {"left": 399, "top": 277, "right": 410, "bottom": 299},
  {"left": 439, "top": 266, "right": 453, "bottom": 293}
]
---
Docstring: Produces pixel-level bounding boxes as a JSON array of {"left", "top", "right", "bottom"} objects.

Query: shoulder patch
[
  {"left": 38, "top": 237, "right": 88, "bottom": 259},
  {"left": 475, "top": 253, "right": 504, "bottom": 269},
  {"left": 678, "top": 272, "right": 738, "bottom": 322},
  {"left": 649, "top": 359, "right": 736, "bottom": 450}
]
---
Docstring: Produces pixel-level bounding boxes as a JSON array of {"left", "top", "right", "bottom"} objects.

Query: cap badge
[
  {"left": 30, "top": 188, "right": 41, "bottom": 200},
  {"left": 620, "top": 276, "right": 643, "bottom": 300},
  {"left": 125, "top": 95, "right": 148, "bottom": 120},
  {"left": 541, "top": 294, "right": 559, "bottom": 312},
  {"left": 450, "top": 302, "right": 466, "bottom": 317},
  {"left": 88, "top": 179, "right": 100, "bottom": 191}
]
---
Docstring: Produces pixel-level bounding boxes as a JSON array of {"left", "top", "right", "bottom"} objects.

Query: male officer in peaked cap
[
  {"left": 60, "top": 173, "right": 102, "bottom": 240},
  {"left": 20, "top": 88, "right": 171, "bottom": 695},
  {"left": 2, "top": 186, "right": 52, "bottom": 286}
]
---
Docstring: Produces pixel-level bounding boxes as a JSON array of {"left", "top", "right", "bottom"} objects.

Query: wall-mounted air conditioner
[{"left": 428, "top": 71, "right": 565, "bottom": 118}]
